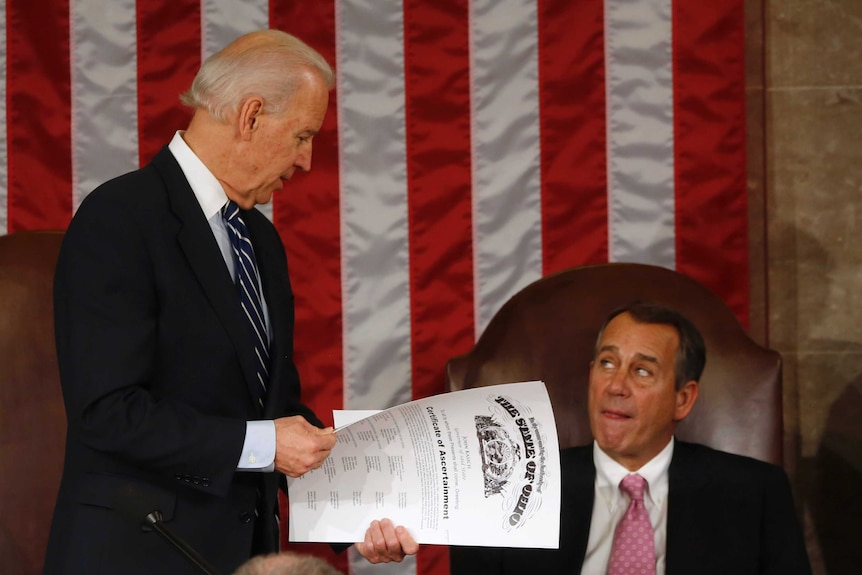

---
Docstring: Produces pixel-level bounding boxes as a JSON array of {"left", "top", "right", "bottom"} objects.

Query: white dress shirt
[
  {"left": 168, "top": 131, "right": 276, "bottom": 472},
  {"left": 580, "top": 438, "right": 674, "bottom": 575}
]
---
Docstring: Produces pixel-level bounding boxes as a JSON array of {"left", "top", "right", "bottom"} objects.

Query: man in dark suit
[
  {"left": 45, "top": 30, "right": 415, "bottom": 574},
  {"left": 451, "top": 301, "right": 811, "bottom": 574}
]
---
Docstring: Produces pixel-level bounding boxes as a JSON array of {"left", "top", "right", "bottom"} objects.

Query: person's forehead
[{"left": 599, "top": 313, "right": 679, "bottom": 360}]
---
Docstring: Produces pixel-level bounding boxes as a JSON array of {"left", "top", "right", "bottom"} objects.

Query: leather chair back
[
  {"left": 0, "top": 231, "right": 65, "bottom": 574},
  {"left": 447, "top": 263, "right": 783, "bottom": 465}
]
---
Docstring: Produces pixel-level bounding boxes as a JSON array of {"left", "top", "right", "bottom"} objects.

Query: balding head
[
  {"left": 232, "top": 552, "right": 344, "bottom": 575},
  {"left": 180, "top": 29, "right": 334, "bottom": 122}
]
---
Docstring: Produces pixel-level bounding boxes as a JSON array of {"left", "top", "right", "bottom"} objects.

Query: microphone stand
[{"left": 142, "top": 510, "right": 224, "bottom": 575}]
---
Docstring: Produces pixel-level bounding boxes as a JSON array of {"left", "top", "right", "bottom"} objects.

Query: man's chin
[
  {"left": 254, "top": 189, "right": 275, "bottom": 206},
  {"left": 594, "top": 422, "right": 631, "bottom": 451}
]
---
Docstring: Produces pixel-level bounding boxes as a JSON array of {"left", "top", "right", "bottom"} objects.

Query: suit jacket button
[{"left": 239, "top": 511, "right": 253, "bottom": 524}]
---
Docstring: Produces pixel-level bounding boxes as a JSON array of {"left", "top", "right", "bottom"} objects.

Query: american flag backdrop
[{"left": 0, "top": 0, "right": 748, "bottom": 574}]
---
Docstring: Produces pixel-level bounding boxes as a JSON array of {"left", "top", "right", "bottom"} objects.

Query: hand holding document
[{"left": 287, "top": 381, "right": 561, "bottom": 548}]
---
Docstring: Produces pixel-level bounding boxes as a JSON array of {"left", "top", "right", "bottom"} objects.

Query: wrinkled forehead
[{"left": 596, "top": 313, "right": 680, "bottom": 363}]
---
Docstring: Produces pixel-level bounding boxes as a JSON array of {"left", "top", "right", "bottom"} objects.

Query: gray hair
[
  {"left": 232, "top": 552, "right": 343, "bottom": 575},
  {"left": 594, "top": 300, "right": 706, "bottom": 391},
  {"left": 180, "top": 29, "right": 334, "bottom": 122}
]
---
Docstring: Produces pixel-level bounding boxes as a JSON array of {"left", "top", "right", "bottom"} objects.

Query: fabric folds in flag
[{"left": 0, "top": 2, "right": 748, "bottom": 575}]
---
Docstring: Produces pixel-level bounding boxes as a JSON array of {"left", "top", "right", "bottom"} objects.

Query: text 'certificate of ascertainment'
[{"left": 287, "top": 381, "right": 561, "bottom": 548}]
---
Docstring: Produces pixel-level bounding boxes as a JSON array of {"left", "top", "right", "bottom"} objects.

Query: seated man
[{"left": 452, "top": 301, "right": 812, "bottom": 575}]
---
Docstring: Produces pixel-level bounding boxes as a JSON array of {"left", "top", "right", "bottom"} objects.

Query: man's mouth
[{"left": 602, "top": 408, "right": 632, "bottom": 420}]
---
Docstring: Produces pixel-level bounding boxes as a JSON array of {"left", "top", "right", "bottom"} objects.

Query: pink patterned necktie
[{"left": 607, "top": 473, "right": 656, "bottom": 575}]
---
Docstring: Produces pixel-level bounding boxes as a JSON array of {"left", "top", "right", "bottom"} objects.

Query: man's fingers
[
  {"left": 274, "top": 417, "right": 336, "bottom": 476},
  {"left": 380, "top": 519, "right": 403, "bottom": 556},
  {"left": 396, "top": 525, "right": 419, "bottom": 556},
  {"left": 355, "top": 519, "right": 415, "bottom": 564}
]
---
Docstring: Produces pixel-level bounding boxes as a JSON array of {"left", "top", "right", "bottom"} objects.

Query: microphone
[{"left": 112, "top": 483, "right": 224, "bottom": 575}]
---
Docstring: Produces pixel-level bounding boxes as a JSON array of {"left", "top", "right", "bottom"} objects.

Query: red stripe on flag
[
  {"left": 672, "top": 0, "right": 749, "bottom": 326},
  {"left": 404, "top": 0, "right": 474, "bottom": 408},
  {"left": 6, "top": 0, "right": 72, "bottom": 231},
  {"left": 404, "top": 1, "right": 473, "bottom": 574},
  {"left": 270, "top": 0, "right": 343, "bottom": 429},
  {"left": 271, "top": 3, "right": 344, "bottom": 569},
  {"left": 135, "top": 0, "right": 199, "bottom": 166},
  {"left": 538, "top": 0, "right": 608, "bottom": 274}
]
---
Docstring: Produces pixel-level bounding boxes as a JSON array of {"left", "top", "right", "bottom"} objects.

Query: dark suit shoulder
[
  {"left": 560, "top": 444, "right": 593, "bottom": 475},
  {"left": 668, "top": 441, "right": 811, "bottom": 575},
  {"left": 561, "top": 443, "right": 592, "bottom": 459},
  {"left": 83, "top": 163, "right": 160, "bottom": 201},
  {"left": 70, "top": 161, "right": 169, "bottom": 232},
  {"left": 671, "top": 440, "right": 790, "bottom": 486}
]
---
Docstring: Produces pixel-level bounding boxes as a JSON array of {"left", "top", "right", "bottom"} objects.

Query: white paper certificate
[{"left": 287, "top": 381, "right": 561, "bottom": 548}]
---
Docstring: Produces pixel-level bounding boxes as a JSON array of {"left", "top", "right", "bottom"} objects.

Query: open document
[{"left": 287, "top": 380, "right": 561, "bottom": 548}]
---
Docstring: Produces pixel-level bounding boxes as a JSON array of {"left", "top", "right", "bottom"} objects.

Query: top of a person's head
[
  {"left": 180, "top": 29, "right": 335, "bottom": 123},
  {"left": 594, "top": 300, "right": 706, "bottom": 390},
  {"left": 232, "top": 551, "right": 344, "bottom": 575}
]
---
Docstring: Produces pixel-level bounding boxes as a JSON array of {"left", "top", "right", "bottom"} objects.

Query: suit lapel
[
  {"left": 665, "top": 441, "right": 711, "bottom": 575},
  {"left": 151, "top": 147, "right": 262, "bottom": 411}
]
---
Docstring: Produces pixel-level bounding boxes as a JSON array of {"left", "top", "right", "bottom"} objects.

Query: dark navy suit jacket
[
  {"left": 45, "top": 147, "right": 320, "bottom": 574},
  {"left": 451, "top": 441, "right": 812, "bottom": 575}
]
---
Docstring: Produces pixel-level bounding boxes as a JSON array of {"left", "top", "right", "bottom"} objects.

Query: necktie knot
[
  {"left": 620, "top": 473, "right": 647, "bottom": 502},
  {"left": 221, "top": 200, "right": 241, "bottom": 224}
]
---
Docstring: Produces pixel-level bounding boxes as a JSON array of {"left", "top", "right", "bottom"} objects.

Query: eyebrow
[
  {"left": 633, "top": 352, "right": 659, "bottom": 365},
  {"left": 597, "top": 345, "right": 659, "bottom": 365}
]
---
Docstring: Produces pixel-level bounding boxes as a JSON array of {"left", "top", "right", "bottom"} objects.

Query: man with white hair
[
  {"left": 233, "top": 551, "right": 344, "bottom": 575},
  {"left": 45, "top": 30, "right": 415, "bottom": 574}
]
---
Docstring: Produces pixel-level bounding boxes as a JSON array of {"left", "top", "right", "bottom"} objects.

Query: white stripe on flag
[
  {"left": 337, "top": 1, "right": 412, "bottom": 411},
  {"left": 0, "top": 0, "right": 7, "bottom": 234},
  {"left": 70, "top": 0, "right": 139, "bottom": 210},
  {"left": 201, "top": 0, "right": 268, "bottom": 60},
  {"left": 470, "top": 0, "right": 543, "bottom": 337},
  {"left": 202, "top": 0, "right": 271, "bottom": 220},
  {"left": 605, "top": 0, "right": 675, "bottom": 266},
  {"left": 338, "top": 0, "right": 416, "bottom": 562}
]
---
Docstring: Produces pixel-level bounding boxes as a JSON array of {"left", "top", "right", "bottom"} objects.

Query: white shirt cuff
[{"left": 237, "top": 420, "right": 276, "bottom": 472}]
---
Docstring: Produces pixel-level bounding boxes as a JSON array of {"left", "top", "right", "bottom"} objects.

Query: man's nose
[
  {"left": 295, "top": 147, "right": 312, "bottom": 172},
  {"left": 606, "top": 368, "right": 630, "bottom": 395}
]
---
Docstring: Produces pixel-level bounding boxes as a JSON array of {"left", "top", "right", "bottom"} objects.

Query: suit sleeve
[{"left": 54, "top": 191, "right": 246, "bottom": 496}]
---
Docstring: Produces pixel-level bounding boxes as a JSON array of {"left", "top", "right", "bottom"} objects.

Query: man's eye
[
  {"left": 635, "top": 367, "right": 651, "bottom": 377},
  {"left": 600, "top": 359, "right": 614, "bottom": 368}
]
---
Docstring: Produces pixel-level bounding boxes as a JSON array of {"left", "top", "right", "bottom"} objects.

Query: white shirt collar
[
  {"left": 167, "top": 130, "right": 229, "bottom": 219},
  {"left": 593, "top": 437, "right": 674, "bottom": 513}
]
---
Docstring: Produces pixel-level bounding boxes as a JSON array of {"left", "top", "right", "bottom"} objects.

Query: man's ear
[
  {"left": 672, "top": 380, "right": 699, "bottom": 422},
  {"left": 237, "top": 96, "right": 264, "bottom": 140}
]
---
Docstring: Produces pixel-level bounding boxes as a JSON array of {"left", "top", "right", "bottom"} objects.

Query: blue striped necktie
[{"left": 221, "top": 200, "right": 270, "bottom": 407}]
